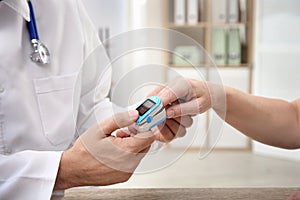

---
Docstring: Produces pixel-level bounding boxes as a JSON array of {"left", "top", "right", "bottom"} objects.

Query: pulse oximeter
[{"left": 134, "top": 96, "right": 166, "bottom": 132}]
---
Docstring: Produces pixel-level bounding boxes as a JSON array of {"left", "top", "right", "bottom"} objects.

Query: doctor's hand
[
  {"left": 152, "top": 101, "right": 194, "bottom": 142},
  {"left": 54, "top": 110, "right": 154, "bottom": 190},
  {"left": 129, "top": 106, "right": 194, "bottom": 143}
]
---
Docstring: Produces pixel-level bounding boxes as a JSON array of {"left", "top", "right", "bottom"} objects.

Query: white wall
[
  {"left": 83, "top": 0, "right": 127, "bottom": 36},
  {"left": 83, "top": 0, "right": 128, "bottom": 104},
  {"left": 84, "top": 0, "right": 166, "bottom": 107},
  {"left": 253, "top": 0, "right": 300, "bottom": 161}
]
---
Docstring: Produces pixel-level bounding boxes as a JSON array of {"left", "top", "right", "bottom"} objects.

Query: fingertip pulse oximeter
[{"left": 134, "top": 96, "right": 166, "bottom": 132}]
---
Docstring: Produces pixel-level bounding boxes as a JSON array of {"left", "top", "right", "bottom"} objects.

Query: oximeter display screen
[{"left": 137, "top": 99, "right": 155, "bottom": 116}]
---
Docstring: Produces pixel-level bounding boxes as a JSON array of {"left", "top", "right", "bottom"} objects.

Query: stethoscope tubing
[{"left": 27, "top": 1, "right": 39, "bottom": 41}]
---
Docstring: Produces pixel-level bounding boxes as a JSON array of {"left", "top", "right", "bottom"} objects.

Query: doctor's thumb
[{"left": 99, "top": 110, "right": 139, "bottom": 135}]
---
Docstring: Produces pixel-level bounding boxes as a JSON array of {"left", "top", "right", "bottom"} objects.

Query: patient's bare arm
[{"left": 150, "top": 77, "right": 300, "bottom": 149}]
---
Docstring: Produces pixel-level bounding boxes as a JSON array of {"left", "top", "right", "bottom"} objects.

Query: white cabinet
[{"left": 214, "top": 68, "right": 249, "bottom": 148}]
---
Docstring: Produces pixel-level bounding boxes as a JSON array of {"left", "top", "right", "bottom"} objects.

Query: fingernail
[
  {"left": 167, "top": 109, "right": 175, "bottom": 118},
  {"left": 129, "top": 110, "right": 139, "bottom": 120}
]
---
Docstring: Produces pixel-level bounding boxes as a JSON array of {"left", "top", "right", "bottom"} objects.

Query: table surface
[{"left": 64, "top": 188, "right": 299, "bottom": 200}]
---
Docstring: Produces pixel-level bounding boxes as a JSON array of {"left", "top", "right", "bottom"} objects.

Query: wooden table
[{"left": 64, "top": 188, "right": 299, "bottom": 200}]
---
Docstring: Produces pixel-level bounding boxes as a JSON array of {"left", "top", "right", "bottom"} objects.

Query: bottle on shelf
[
  {"left": 187, "top": 0, "right": 199, "bottom": 25},
  {"left": 227, "top": 28, "right": 241, "bottom": 65},
  {"left": 211, "top": 28, "right": 227, "bottom": 65},
  {"left": 211, "top": 0, "right": 227, "bottom": 24},
  {"left": 172, "top": 45, "right": 203, "bottom": 66},
  {"left": 174, "top": 0, "right": 186, "bottom": 25},
  {"left": 228, "top": 0, "right": 239, "bottom": 23}
]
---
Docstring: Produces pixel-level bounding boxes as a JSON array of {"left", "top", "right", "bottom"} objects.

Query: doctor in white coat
[{"left": 0, "top": 0, "right": 193, "bottom": 199}]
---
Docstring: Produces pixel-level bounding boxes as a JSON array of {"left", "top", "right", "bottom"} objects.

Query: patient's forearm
[{"left": 225, "top": 87, "right": 300, "bottom": 149}]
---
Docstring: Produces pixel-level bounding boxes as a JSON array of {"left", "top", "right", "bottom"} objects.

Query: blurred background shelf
[
  {"left": 168, "top": 22, "right": 248, "bottom": 28},
  {"left": 168, "top": 63, "right": 251, "bottom": 68},
  {"left": 168, "top": 22, "right": 207, "bottom": 28},
  {"left": 163, "top": 0, "right": 255, "bottom": 150}
]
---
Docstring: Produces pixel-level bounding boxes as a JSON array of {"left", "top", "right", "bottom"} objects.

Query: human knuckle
[
  {"left": 179, "top": 127, "right": 187, "bottom": 136},
  {"left": 118, "top": 173, "right": 132, "bottom": 183},
  {"left": 98, "top": 120, "right": 107, "bottom": 130},
  {"left": 178, "top": 130, "right": 187, "bottom": 138},
  {"left": 197, "top": 103, "right": 203, "bottom": 113},
  {"left": 115, "top": 114, "right": 127, "bottom": 126},
  {"left": 185, "top": 117, "right": 193, "bottom": 127},
  {"left": 123, "top": 173, "right": 132, "bottom": 181},
  {"left": 198, "top": 98, "right": 208, "bottom": 113},
  {"left": 164, "top": 134, "right": 173, "bottom": 142},
  {"left": 173, "top": 107, "right": 181, "bottom": 116},
  {"left": 126, "top": 143, "right": 139, "bottom": 153}
]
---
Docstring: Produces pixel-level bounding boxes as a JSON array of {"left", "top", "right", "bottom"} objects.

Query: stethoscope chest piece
[{"left": 30, "top": 39, "right": 50, "bottom": 64}]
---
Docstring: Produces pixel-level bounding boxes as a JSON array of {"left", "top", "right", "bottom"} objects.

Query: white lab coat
[{"left": 0, "top": 0, "right": 113, "bottom": 199}]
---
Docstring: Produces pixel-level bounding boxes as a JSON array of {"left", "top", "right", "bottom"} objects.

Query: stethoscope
[{"left": 27, "top": 1, "right": 50, "bottom": 65}]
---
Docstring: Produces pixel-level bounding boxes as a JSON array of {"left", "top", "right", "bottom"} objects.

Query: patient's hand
[{"left": 148, "top": 77, "right": 212, "bottom": 119}]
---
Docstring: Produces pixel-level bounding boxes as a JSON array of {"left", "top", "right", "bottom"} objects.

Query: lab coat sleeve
[
  {"left": 0, "top": 151, "right": 62, "bottom": 200},
  {"left": 75, "top": 0, "right": 114, "bottom": 136}
]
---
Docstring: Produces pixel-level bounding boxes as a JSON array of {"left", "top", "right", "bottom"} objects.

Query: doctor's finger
[
  {"left": 128, "top": 125, "right": 138, "bottom": 135},
  {"left": 173, "top": 116, "right": 193, "bottom": 128},
  {"left": 155, "top": 124, "right": 175, "bottom": 143},
  {"left": 99, "top": 110, "right": 139, "bottom": 136},
  {"left": 166, "top": 97, "right": 211, "bottom": 118},
  {"left": 116, "top": 129, "right": 131, "bottom": 138},
  {"left": 121, "top": 131, "right": 155, "bottom": 153},
  {"left": 165, "top": 119, "right": 187, "bottom": 138}
]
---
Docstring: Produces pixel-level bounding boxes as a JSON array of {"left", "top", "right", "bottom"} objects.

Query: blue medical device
[{"left": 134, "top": 96, "right": 166, "bottom": 132}]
